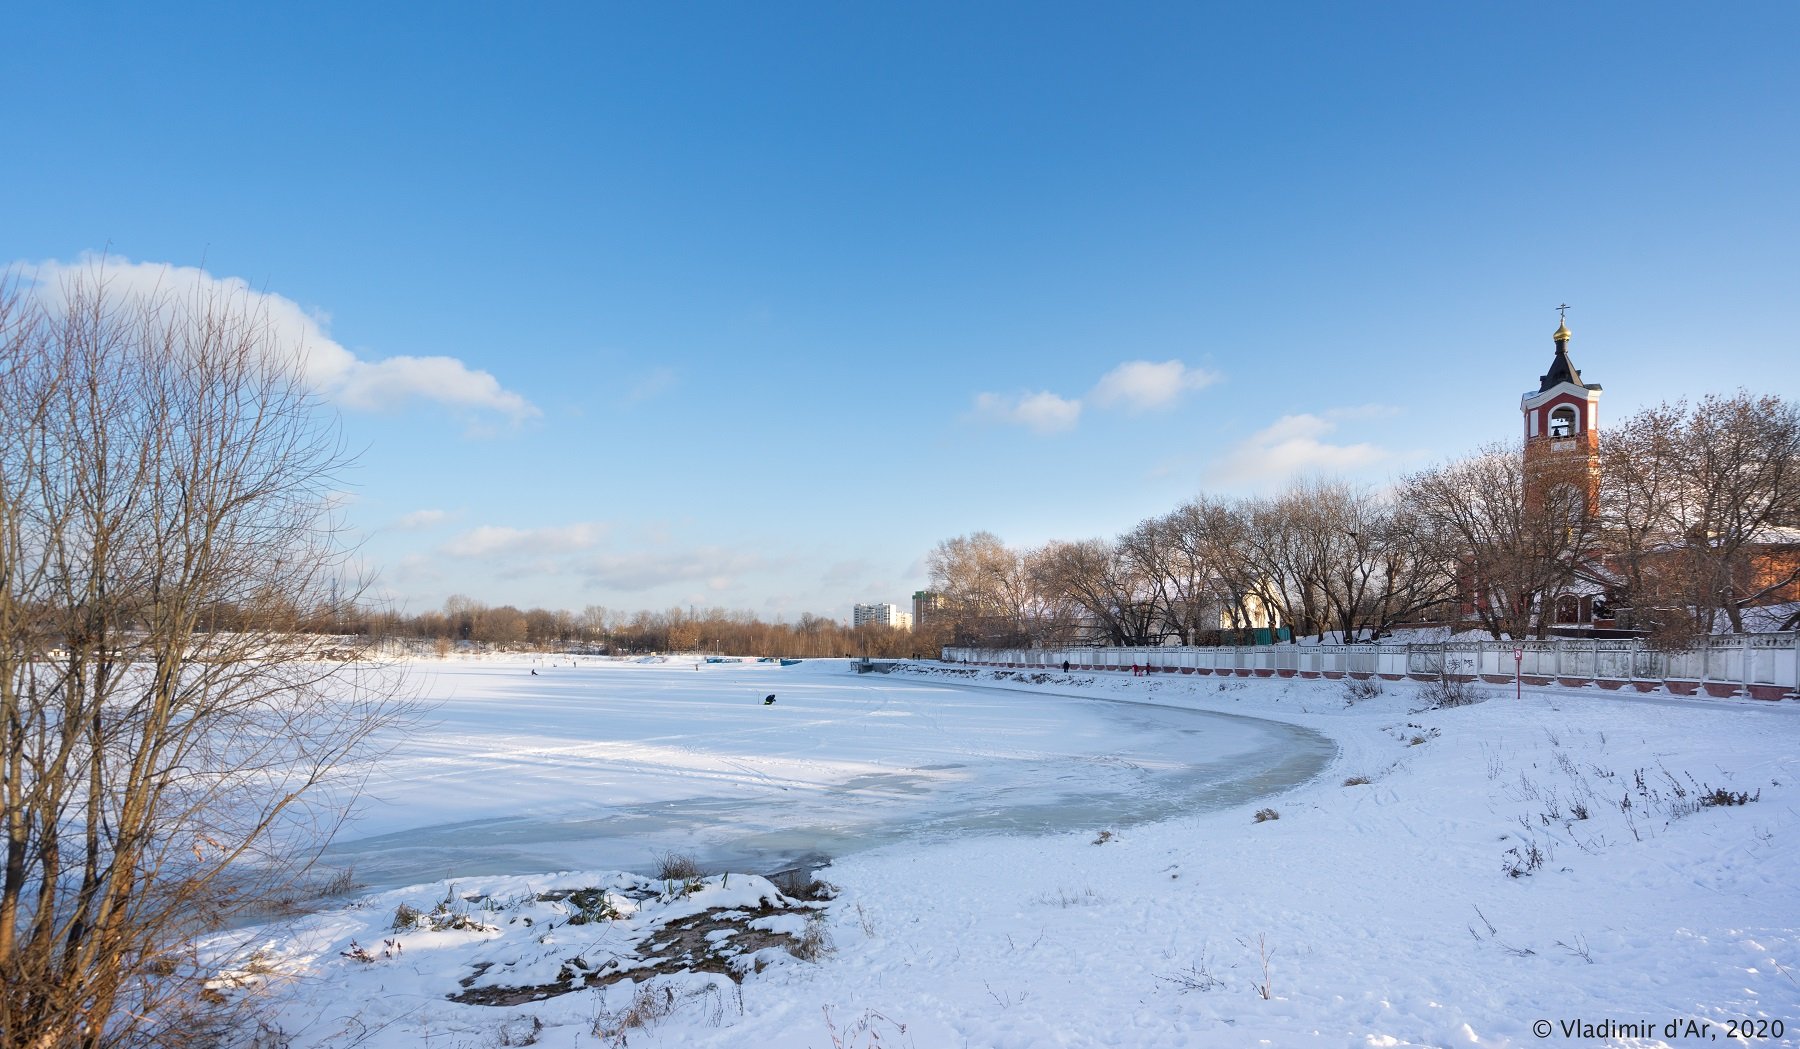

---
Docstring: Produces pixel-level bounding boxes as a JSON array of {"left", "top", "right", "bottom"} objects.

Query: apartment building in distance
[
  {"left": 853, "top": 602, "right": 913, "bottom": 630},
  {"left": 912, "top": 590, "right": 944, "bottom": 626}
]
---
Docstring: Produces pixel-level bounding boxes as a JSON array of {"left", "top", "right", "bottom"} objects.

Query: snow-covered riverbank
[{"left": 211, "top": 657, "right": 1800, "bottom": 1048}]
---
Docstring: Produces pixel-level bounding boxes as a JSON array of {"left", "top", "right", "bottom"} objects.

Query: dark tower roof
[{"left": 1537, "top": 322, "right": 1598, "bottom": 392}]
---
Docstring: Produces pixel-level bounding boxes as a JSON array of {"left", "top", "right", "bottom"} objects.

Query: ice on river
[{"left": 322, "top": 657, "right": 1332, "bottom": 890}]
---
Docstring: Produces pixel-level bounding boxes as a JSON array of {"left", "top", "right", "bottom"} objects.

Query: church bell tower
[{"left": 1521, "top": 308, "right": 1602, "bottom": 510}]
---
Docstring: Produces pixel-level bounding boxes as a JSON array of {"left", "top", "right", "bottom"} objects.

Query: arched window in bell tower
[{"left": 1549, "top": 406, "right": 1577, "bottom": 438}]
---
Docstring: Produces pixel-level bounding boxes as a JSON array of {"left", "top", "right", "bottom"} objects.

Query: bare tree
[
  {"left": 1165, "top": 495, "right": 1264, "bottom": 639},
  {"left": 1400, "top": 444, "right": 1597, "bottom": 640},
  {"left": 1011, "top": 546, "right": 1085, "bottom": 648},
  {"left": 1279, "top": 480, "right": 1454, "bottom": 643},
  {"left": 1349, "top": 500, "right": 1459, "bottom": 639},
  {"left": 1117, "top": 515, "right": 1212, "bottom": 645},
  {"left": 0, "top": 270, "right": 407, "bottom": 1048},
  {"left": 1029, "top": 539, "right": 1162, "bottom": 646},
  {"left": 577, "top": 604, "right": 611, "bottom": 643},
  {"left": 1601, "top": 393, "right": 1800, "bottom": 636},
  {"left": 1238, "top": 490, "right": 1329, "bottom": 641},
  {"left": 474, "top": 604, "right": 530, "bottom": 646},
  {"left": 442, "top": 593, "right": 483, "bottom": 641},
  {"left": 926, "top": 532, "right": 1037, "bottom": 647}
]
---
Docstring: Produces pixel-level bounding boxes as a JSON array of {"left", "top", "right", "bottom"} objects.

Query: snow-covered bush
[{"left": 1416, "top": 657, "right": 1485, "bottom": 708}]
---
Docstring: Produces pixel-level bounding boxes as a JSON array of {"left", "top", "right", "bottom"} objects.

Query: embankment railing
[{"left": 942, "top": 632, "right": 1800, "bottom": 700}]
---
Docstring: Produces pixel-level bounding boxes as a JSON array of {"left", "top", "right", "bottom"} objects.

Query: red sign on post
[{"left": 1513, "top": 647, "right": 1524, "bottom": 700}]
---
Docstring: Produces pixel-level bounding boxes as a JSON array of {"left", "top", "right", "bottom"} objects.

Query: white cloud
[
  {"left": 429, "top": 523, "right": 770, "bottom": 596},
  {"left": 972, "top": 390, "right": 1082, "bottom": 434},
  {"left": 577, "top": 547, "right": 769, "bottom": 593},
  {"left": 972, "top": 358, "right": 1221, "bottom": 435},
  {"left": 390, "top": 508, "right": 456, "bottom": 531},
  {"left": 440, "top": 523, "right": 606, "bottom": 559},
  {"left": 22, "top": 255, "right": 538, "bottom": 423},
  {"left": 332, "top": 355, "right": 534, "bottom": 419},
  {"left": 1209, "top": 413, "right": 1389, "bottom": 488},
  {"left": 1089, "top": 359, "right": 1222, "bottom": 412}
]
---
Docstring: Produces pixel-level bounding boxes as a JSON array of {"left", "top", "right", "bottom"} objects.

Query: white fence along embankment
[{"left": 943, "top": 633, "right": 1800, "bottom": 701}]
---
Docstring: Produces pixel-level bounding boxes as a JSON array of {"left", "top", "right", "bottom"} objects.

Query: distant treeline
[{"left": 311, "top": 597, "right": 949, "bottom": 659}]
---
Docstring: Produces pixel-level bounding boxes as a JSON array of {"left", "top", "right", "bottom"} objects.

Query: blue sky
[{"left": 5, "top": 2, "right": 1796, "bottom": 620}]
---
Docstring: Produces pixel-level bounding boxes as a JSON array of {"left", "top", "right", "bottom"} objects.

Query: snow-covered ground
[{"left": 211, "top": 656, "right": 1800, "bottom": 1048}]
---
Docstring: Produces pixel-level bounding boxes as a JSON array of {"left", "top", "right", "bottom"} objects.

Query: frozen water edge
[
  {"left": 219, "top": 656, "right": 1800, "bottom": 1049},
  {"left": 319, "top": 664, "right": 1335, "bottom": 894}
]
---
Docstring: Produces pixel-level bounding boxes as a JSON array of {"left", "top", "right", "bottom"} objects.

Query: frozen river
[{"left": 321, "top": 659, "right": 1334, "bottom": 892}]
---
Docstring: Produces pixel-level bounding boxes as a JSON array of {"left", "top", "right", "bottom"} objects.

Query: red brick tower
[{"left": 1521, "top": 311, "right": 1602, "bottom": 512}]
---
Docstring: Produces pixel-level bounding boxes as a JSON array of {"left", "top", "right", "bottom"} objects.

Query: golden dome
[{"left": 1553, "top": 322, "right": 1572, "bottom": 342}]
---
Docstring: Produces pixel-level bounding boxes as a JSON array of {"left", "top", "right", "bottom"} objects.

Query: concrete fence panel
[{"left": 943, "top": 632, "right": 1799, "bottom": 700}]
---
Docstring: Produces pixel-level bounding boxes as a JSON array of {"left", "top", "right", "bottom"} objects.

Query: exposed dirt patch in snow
[{"left": 450, "top": 900, "right": 819, "bottom": 1006}]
